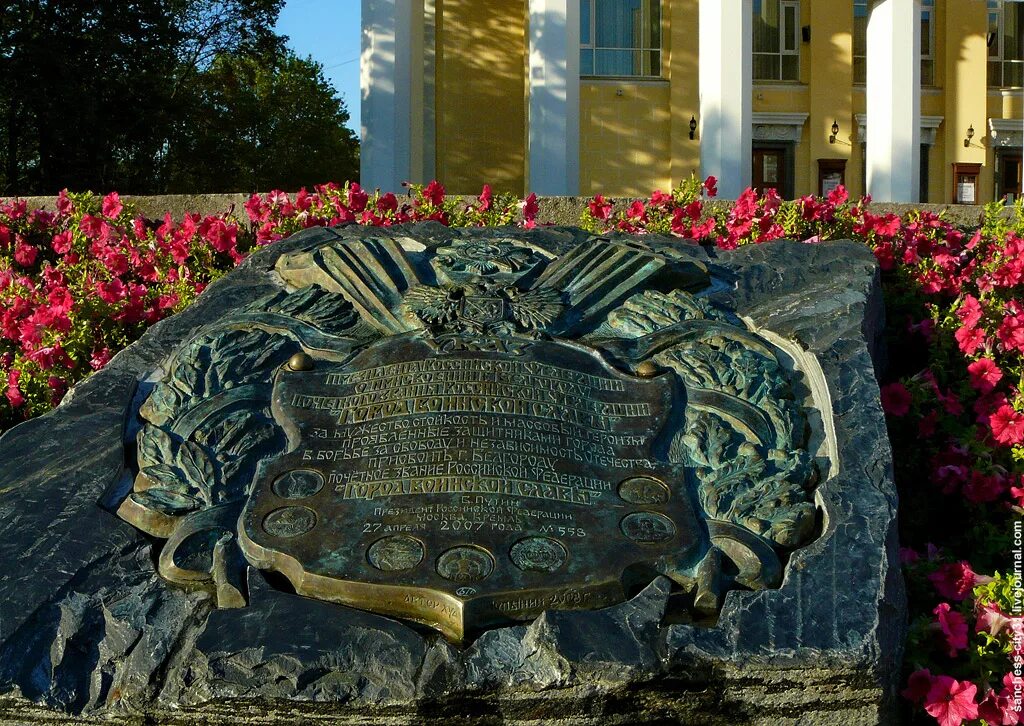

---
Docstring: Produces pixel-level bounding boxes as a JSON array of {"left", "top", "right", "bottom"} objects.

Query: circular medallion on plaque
[
  {"left": 620, "top": 512, "right": 677, "bottom": 544},
  {"left": 509, "top": 537, "right": 567, "bottom": 573},
  {"left": 368, "top": 535, "right": 425, "bottom": 572},
  {"left": 436, "top": 546, "right": 494, "bottom": 582},
  {"left": 272, "top": 470, "right": 325, "bottom": 500},
  {"left": 262, "top": 506, "right": 317, "bottom": 538},
  {"left": 618, "top": 476, "right": 671, "bottom": 505}
]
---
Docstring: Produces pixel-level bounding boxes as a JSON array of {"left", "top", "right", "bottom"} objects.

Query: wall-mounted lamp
[
  {"left": 829, "top": 120, "right": 840, "bottom": 144},
  {"left": 964, "top": 124, "right": 975, "bottom": 148},
  {"left": 689, "top": 115, "right": 698, "bottom": 140}
]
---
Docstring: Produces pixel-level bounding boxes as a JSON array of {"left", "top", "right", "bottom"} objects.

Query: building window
[
  {"left": 853, "top": 0, "right": 935, "bottom": 85},
  {"left": 921, "top": 0, "right": 935, "bottom": 86},
  {"left": 580, "top": 0, "right": 661, "bottom": 77},
  {"left": 989, "top": 0, "right": 1024, "bottom": 87},
  {"left": 853, "top": 0, "right": 868, "bottom": 83},
  {"left": 753, "top": 0, "right": 800, "bottom": 81}
]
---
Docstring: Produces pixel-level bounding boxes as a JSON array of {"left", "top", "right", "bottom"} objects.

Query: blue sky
[{"left": 276, "top": 1, "right": 362, "bottom": 133}]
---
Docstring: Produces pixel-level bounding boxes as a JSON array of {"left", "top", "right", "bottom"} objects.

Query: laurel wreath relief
[{"left": 117, "top": 235, "right": 820, "bottom": 620}]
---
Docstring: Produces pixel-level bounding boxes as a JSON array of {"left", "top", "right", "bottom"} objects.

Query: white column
[
  {"left": 360, "top": 0, "right": 414, "bottom": 193},
  {"left": 866, "top": 0, "right": 920, "bottom": 202},
  {"left": 421, "top": 0, "right": 437, "bottom": 182},
  {"left": 528, "top": 0, "right": 581, "bottom": 196},
  {"left": 699, "top": 0, "right": 752, "bottom": 199}
]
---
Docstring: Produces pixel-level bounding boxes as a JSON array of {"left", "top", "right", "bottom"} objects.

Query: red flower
[
  {"left": 918, "top": 410, "right": 939, "bottom": 438},
  {"left": 169, "top": 239, "right": 190, "bottom": 265},
  {"left": 873, "top": 242, "right": 896, "bottom": 271},
  {"left": 13, "top": 239, "right": 37, "bottom": 267},
  {"left": 1011, "top": 482, "right": 1024, "bottom": 508},
  {"left": 51, "top": 231, "right": 73, "bottom": 255},
  {"left": 6, "top": 369, "right": 25, "bottom": 407},
  {"left": 923, "top": 676, "right": 978, "bottom": 726},
  {"left": 377, "top": 192, "right": 399, "bottom": 214},
  {"left": 56, "top": 189, "right": 74, "bottom": 216},
  {"left": 827, "top": 184, "right": 849, "bottom": 206},
  {"left": 198, "top": 217, "right": 237, "bottom": 256},
  {"left": 47, "top": 287, "right": 73, "bottom": 314},
  {"left": 522, "top": 193, "right": 539, "bottom": 228},
  {"left": 244, "top": 193, "right": 268, "bottom": 223},
  {"left": 967, "top": 357, "right": 1003, "bottom": 393},
  {"left": 977, "top": 686, "right": 1021, "bottom": 726},
  {"left": 933, "top": 603, "right": 968, "bottom": 656},
  {"left": 963, "top": 470, "right": 1006, "bottom": 503},
  {"left": 89, "top": 348, "right": 112, "bottom": 371},
  {"left": 880, "top": 382, "right": 912, "bottom": 416},
  {"left": 5, "top": 384, "right": 25, "bottom": 408},
  {"left": 97, "top": 279, "right": 126, "bottom": 304},
  {"left": 101, "top": 191, "right": 123, "bottom": 218},
  {"left": 954, "top": 325, "right": 986, "bottom": 355},
  {"left": 423, "top": 181, "right": 445, "bottom": 207},
  {"left": 902, "top": 668, "right": 934, "bottom": 702},
  {"left": 997, "top": 311, "right": 1024, "bottom": 352},
  {"left": 703, "top": 175, "right": 718, "bottom": 197},
  {"left": 589, "top": 194, "right": 613, "bottom": 222},
  {"left": 990, "top": 405, "right": 1024, "bottom": 445},
  {"left": 348, "top": 183, "right": 369, "bottom": 212},
  {"left": 974, "top": 390, "right": 1009, "bottom": 426},
  {"left": 928, "top": 562, "right": 979, "bottom": 601}
]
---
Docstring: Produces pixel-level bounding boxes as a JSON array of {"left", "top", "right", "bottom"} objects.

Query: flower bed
[{"left": 1, "top": 178, "right": 1021, "bottom": 725}]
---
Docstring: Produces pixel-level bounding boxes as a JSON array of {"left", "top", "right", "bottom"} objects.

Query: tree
[
  {"left": 161, "top": 51, "right": 359, "bottom": 193},
  {"left": 0, "top": 0, "right": 358, "bottom": 195}
]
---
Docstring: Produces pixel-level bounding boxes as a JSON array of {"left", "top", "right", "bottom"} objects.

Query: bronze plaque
[
  {"left": 239, "top": 335, "right": 699, "bottom": 641},
  {"left": 118, "top": 234, "right": 819, "bottom": 643}
]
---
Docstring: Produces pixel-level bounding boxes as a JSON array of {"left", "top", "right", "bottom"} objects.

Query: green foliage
[
  {"left": 0, "top": 0, "right": 358, "bottom": 195},
  {"left": 161, "top": 50, "right": 359, "bottom": 192}
]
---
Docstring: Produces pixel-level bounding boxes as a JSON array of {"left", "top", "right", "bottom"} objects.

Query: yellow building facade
[{"left": 361, "top": 0, "right": 1024, "bottom": 202}]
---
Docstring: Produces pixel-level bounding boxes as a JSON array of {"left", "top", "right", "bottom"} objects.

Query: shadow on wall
[
  {"left": 437, "top": 0, "right": 527, "bottom": 195},
  {"left": 580, "top": 81, "right": 674, "bottom": 197}
]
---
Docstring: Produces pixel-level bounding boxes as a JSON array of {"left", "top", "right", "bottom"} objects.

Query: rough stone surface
[{"left": 0, "top": 224, "right": 903, "bottom": 724}]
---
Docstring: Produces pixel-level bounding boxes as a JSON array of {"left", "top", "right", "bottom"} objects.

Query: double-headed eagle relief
[{"left": 117, "top": 232, "right": 822, "bottom": 642}]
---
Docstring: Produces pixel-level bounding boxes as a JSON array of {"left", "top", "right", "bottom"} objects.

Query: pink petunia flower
[
  {"left": 902, "top": 668, "right": 934, "bottom": 702},
  {"left": 957, "top": 294, "right": 983, "bottom": 328},
  {"left": 990, "top": 405, "right": 1024, "bottom": 445},
  {"left": 933, "top": 603, "right": 968, "bottom": 656},
  {"left": 928, "top": 562, "right": 980, "bottom": 601},
  {"left": 963, "top": 471, "right": 1007, "bottom": 504},
  {"left": 923, "top": 676, "right": 978, "bottom": 726},
  {"left": 589, "top": 194, "right": 613, "bottom": 222},
  {"left": 101, "top": 191, "right": 123, "bottom": 218},
  {"left": 975, "top": 601, "right": 1020, "bottom": 638},
  {"left": 880, "top": 382, "right": 912, "bottom": 417},
  {"left": 967, "top": 357, "right": 1003, "bottom": 393},
  {"left": 977, "top": 678, "right": 1021, "bottom": 726},
  {"left": 955, "top": 325, "right": 987, "bottom": 355}
]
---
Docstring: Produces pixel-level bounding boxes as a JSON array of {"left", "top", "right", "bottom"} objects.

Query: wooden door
[
  {"left": 999, "top": 153, "right": 1022, "bottom": 203},
  {"left": 753, "top": 148, "right": 786, "bottom": 195}
]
